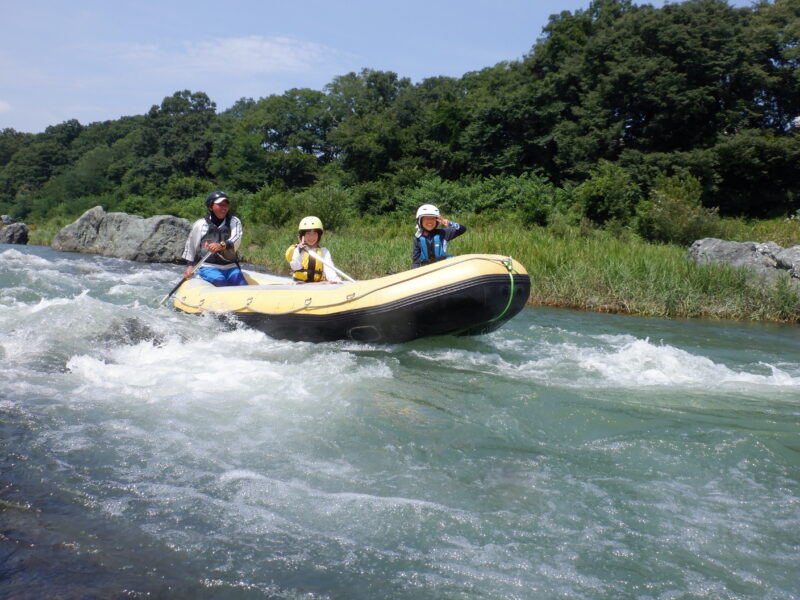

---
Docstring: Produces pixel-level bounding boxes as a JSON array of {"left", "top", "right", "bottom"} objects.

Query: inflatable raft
[{"left": 172, "top": 254, "right": 530, "bottom": 343}]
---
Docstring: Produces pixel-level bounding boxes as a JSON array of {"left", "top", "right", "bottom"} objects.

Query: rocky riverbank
[{"left": 688, "top": 237, "right": 800, "bottom": 287}]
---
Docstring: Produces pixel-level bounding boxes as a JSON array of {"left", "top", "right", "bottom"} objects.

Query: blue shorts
[{"left": 197, "top": 266, "right": 248, "bottom": 286}]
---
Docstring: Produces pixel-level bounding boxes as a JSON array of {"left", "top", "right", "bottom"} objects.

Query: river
[{"left": 1, "top": 244, "right": 799, "bottom": 599}]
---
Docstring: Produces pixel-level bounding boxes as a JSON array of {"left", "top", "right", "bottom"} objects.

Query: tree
[
  {"left": 524, "top": 0, "right": 632, "bottom": 178},
  {"left": 208, "top": 88, "right": 335, "bottom": 190},
  {"left": 326, "top": 69, "right": 411, "bottom": 117},
  {"left": 134, "top": 90, "right": 217, "bottom": 185},
  {"left": 712, "top": 129, "right": 800, "bottom": 216},
  {"left": 521, "top": 0, "right": 790, "bottom": 180},
  {"left": 458, "top": 62, "right": 553, "bottom": 177},
  {"left": 0, "top": 128, "right": 32, "bottom": 168},
  {"left": 207, "top": 125, "right": 270, "bottom": 192},
  {"left": 255, "top": 88, "right": 336, "bottom": 161},
  {"left": 0, "top": 121, "right": 83, "bottom": 214},
  {"left": 747, "top": 0, "right": 800, "bottom": 130},
  {"left": 326, "top": 70, "right": 411, "bottom": 182}
]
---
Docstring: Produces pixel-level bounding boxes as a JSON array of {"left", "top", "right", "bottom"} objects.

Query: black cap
[{"left": 205, "top": 190, "right": 229, "bottom": 209}]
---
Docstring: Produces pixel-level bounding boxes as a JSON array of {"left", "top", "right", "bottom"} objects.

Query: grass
[
  {"left": 718, "top": 216, "right": 800, "bottom": 248},
  {"left": 21, "top": 212, "right": 800, "bottom": 323},
  {"left": 26, "top": 218, "right": 72, "bottom": 246},
  {"left": 241, "top": 214, "right": 800, "bottom": 323}
]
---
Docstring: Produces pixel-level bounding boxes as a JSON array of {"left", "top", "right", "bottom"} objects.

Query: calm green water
[{"left": 1, "top": 245, "right": 799, "bottom": 599}]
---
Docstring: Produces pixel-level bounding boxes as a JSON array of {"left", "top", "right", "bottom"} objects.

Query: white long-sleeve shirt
[{"left": 182, "top": 215, "right": 243, "bottom": 269}]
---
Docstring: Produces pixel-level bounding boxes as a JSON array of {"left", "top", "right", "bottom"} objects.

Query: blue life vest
[{"left": 418, "top": 231, "right": 450, "bottom": 265}]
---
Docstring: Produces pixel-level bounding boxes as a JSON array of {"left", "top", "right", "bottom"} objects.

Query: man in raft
[{"left": 182, "top": 191, "right": 247, "bottom": 286}]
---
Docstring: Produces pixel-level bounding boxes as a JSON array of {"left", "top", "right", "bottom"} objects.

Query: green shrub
[
  {"left": 396, "top": 173, "right": 568, "bottom": 224},
  {"left": 353, "top": 179, "right": 399, "bottom": 214},
  {"left": 163, "top": 176, "right": 213, "bottom": 201},
  {"left": 110, "top": 194, "right": 160, "bottom": 217},
  {"left": 618, "top": 147, "right": 720, "bottom": 201},
  {"left": 237, "top": 186, "right": 295, "bottom": 227},
  {"left": 294, "top": 183, "right": 356, "bottom": 231},
  {"left": 516, "top": 175, "right": 573, "bottom": 226},
  {"left": 574, "top": 161, "right": 641, "bottom": 225},
  {"left": 635, "top": 174, "right": 721, "bottom": 245},
  {"left": 397, "top": 177, "right": 467, "bottom": 214},
  {"left": 768, "top": 275, "right": 800, "bottom": 322}
]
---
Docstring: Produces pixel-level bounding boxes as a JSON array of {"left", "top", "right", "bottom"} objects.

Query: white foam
[
  {"left": 220, "top": 469, "right": 269, "bottom": 484},
  {"left": 61, "top": 324, "right": 394, "bottom": 412},
  {"left": 27, "top": 290, "right": 91, "bottom": 313},
  {"left": 414, "top": 332, "right": 800, "bottom": 395},
  {"left": 1, "top": 247, "right": 54, "bottom": 267},
  {"left": 575, "top": 338, "right": 800, "bottom": 388}
]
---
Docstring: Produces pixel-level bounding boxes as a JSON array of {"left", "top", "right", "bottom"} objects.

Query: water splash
[{"left": 2, "top": 247, "right": 799, "bottom": 600}]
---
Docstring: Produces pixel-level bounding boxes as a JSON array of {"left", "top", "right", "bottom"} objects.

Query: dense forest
[{"left": 1, "top": 0, "right": 798, "bottom": 243}]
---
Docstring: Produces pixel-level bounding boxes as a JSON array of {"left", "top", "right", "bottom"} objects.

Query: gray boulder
[
  {"left": 774, "top": 246, "right": 800, "bottom": 278},
  {"left": 1, "top": 214, "right": 15, "bottom": 225},
  {"left": 51, "top": 206, "right": 190, "bottom": 263},
  {"left": 688, "top": 237, "right": 800, "bottom": 282},
  {"left": 0, "top": 222, "right": 29, "bottom": 244}
]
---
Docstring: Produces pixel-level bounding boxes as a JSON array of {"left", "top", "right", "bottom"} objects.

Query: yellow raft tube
[{"left": 172, "top": 253, "right": 531, "bottom": 343}]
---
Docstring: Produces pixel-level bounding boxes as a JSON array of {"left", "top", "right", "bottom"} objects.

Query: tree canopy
[{"left": 1, "top": 0, "right": 798, "bottom": 227}]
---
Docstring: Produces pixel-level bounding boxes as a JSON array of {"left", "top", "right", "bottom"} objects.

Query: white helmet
[{"left": 416, "top": 204, "right": 440, "bottom": 222}]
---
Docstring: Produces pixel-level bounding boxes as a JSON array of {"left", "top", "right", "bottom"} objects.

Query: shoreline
[{"left": 5, "top": 240, "right": 800, "bottom": 325}]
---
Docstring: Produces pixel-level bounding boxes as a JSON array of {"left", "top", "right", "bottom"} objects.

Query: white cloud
[
  {"left": 182, "top": 36, "right": 330, "bottom": 74},
  {"left": 116, "top": 35, "right": 341, "bottom": 78},
  {"left": 0, "top": 32, "right": 356, "bottom": 131}
]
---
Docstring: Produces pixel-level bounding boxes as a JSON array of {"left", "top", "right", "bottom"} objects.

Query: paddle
[
  {"left": 160, "top": 250, "right": 215, "bottom": 305},
  {"left": 299, "top": 246, "right": 356, "bottom": 283}
]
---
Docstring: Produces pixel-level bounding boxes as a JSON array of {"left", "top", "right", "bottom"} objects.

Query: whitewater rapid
[{"left": 2, "top": 245, "right": 799, "bottom": 599}]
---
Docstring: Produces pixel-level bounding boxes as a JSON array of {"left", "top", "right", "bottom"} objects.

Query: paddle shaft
[
  {"left": 299, "top": 246, "right": 355, "bottom": 282},
  {"left": 160, "top": 250, "right": 215, "bottom": 304}
]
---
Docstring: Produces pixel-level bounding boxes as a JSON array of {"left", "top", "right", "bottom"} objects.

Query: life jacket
[
  {"left": 289, "top": 246, "right": 324, "bottom": 282},
  {"left": 418, "top": 231, "right": 450, "bottom": 266},
  {"left": 201, "top": 214, "right": 238, "bottom": 265}
]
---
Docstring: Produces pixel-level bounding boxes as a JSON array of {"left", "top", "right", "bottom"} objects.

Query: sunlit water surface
[{"left": 1, "top": 245, "right": 799, "bottom": 599}]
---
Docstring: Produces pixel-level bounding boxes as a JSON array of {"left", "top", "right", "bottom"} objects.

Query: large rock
[
  {"left": 51, "top": 206, "right": 190, "bottom": 263},
  {"left": 774, "top": 246, "right": 800, "bottom": 278},
  {"left": 688, "top": 237, "right": 800, "bottom": 282},
  {"left": 0, "top": 222, "right": 29, "bottom": 244}
]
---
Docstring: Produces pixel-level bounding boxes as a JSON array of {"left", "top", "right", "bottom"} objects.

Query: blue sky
[{"left": 2, "top": 0, "right": 755, "bottom": 134}]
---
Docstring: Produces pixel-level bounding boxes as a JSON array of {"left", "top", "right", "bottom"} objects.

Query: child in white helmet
[
  {"left": 285, "top": 216, "right": 342, "bottom": 283},
  {"left": 412, "top": 204, "right": 467, "bottom": 268}
]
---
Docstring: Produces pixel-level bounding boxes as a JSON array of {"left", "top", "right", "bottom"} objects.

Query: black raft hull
[
  {"left": 172, "top": 254, "right": 531, "bottom": 344},
  {"left": 237, "top": 272, "right": 530, "bottom": 343}
]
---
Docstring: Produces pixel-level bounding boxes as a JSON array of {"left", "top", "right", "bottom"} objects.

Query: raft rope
[
  {"left": 176, "top": 255, "right": 522, "bottom": 316},
  {"left": 446, "top": 257, "right": 518, "bottom": 336},
  {"left": 487, "top": 257, "right": 517, "bottom": 323}
]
